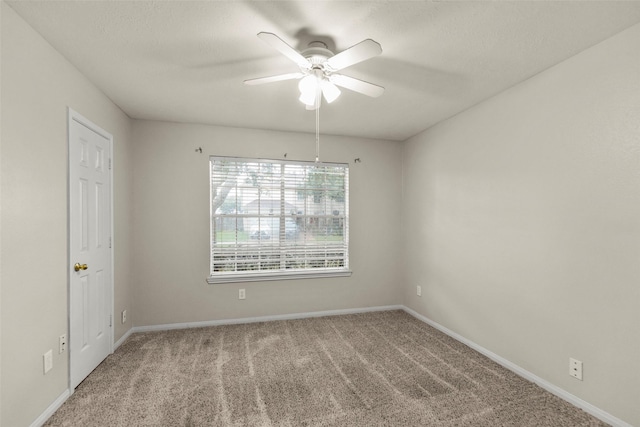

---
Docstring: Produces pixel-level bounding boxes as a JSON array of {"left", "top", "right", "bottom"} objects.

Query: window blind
[{"left": 208, "top": 156, "right": 349, "bottom": 283}]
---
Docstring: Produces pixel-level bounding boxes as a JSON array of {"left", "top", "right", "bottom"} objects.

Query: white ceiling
[{"left": 7, "top": 1, "right": 640, "bottom": 141}]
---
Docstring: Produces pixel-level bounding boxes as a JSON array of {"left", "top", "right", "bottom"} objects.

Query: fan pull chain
[{"left": 315, "top": 98, "right": 320, "bottom": 163}]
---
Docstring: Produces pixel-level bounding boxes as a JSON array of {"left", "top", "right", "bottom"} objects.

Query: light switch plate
[{"left": 43, "top": 350, "right": 53, "bottom": 374}]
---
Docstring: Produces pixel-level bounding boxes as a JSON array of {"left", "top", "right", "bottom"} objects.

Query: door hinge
[
  {"left": 109, "top": 314, "right": 113, "bottom": 327},
  {"left": 109, "top": 236, "right": 112, "bottom": 248},
  {"left": 109, "top": 158, "right": 112, "bottom": 170}
]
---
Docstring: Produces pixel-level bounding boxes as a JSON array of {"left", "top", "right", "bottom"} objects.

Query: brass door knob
[{"left": 74, "top": 263, "right": 88, "bottom": 272}]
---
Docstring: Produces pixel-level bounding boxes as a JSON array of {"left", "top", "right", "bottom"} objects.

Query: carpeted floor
[{"left": 45, "top": 310, "right": 608, "bottom": 426}]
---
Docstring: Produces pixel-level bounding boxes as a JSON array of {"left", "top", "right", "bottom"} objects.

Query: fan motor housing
[{"left": 302, "top": 42, "right": 334, "bottom": 67}]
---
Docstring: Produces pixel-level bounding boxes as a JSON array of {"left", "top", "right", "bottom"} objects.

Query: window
[{"left": 208, "top": 156, "right": 350, "bottom": 284}]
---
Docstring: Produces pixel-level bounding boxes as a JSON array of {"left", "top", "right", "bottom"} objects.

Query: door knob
[{"left": 74, "top": 263, "right": 88, "bottom": 272}]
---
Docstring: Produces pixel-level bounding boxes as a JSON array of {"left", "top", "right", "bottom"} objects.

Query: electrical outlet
[
  {"left": 121, "top": 310, "right": 127, "bottom": 324},
  {"left": 59, "top": 334, "right": 67, "bottom": 354},
  {"left": 43, "top": 350, "right": 53, "bottom": 374},
  {"left": 239, "top": 289, "right": 246, "bottom": 300},
  {"left": 416, "top": 285, "right": 422, "bottom": 297},
  {"left": 569, "top": 358, "right": 583, "bottom": 380}
]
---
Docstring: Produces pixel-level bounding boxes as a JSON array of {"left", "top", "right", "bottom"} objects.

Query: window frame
[{"left": 207, "top": 156, "right": 351, "bottom": 284}]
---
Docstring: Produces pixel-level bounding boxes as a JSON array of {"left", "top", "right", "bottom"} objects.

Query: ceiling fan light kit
[{"left": 297, "top": 69, "right": 341, "bottom": 108}]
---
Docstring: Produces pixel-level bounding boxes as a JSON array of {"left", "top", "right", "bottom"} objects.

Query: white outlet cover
[
  {"left": 59, "top": 335, "right": 66, "bottom": 354},
  {"left": 569, "top": 358, "right": 583, "bottom": 380}
]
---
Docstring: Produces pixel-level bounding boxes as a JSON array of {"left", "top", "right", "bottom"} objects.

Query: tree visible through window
[{"left": 208, "top": 156, "right": 350, "bottom": 283}]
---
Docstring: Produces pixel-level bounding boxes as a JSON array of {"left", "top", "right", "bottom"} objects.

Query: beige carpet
[{"left": 45, "top": 310, "right": 607, "bottom": 426}]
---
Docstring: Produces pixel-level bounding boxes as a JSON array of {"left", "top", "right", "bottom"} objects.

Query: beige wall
[
  {"left": 402, "top": 23, "right": 640, "bottom": 425},
  {"left": 0, "top": 3, "right": 134, "bottom": 426},
  {"left": 2, "top": 0, "right": 638, "bottom": 424},
  {"left": 131, "top": 120, "right": 403, "bottom": 327}
]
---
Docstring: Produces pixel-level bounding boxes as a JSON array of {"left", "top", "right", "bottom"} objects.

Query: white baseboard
[
  {"left": 114, "top": 327, "right": 134, "bottom": 350},
  {"left": 133, "top": 304, "right": 404, "bottom": 333},
  {"left": 30, "top": 389, "right": 70, "bottom": 427},
  {"left": 402, "top": 306, "right": 631, "bottom": 427}
]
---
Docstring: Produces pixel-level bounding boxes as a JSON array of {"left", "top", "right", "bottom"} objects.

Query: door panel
[{"left": 69, "top": 111, "right": 112, "bottom": 389}]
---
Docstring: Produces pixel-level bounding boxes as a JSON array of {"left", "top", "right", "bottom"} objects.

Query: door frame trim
[{"left": 67, "top": 107, "right": 114, "bottom": 393}]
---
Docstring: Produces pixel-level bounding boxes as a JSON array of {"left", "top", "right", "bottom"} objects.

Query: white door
[{"left": 68, "top": 109, "right": 113, "bottom": 389}]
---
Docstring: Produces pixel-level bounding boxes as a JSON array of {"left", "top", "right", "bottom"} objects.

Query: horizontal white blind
[{"left": 210, "top": 156, "right": 349, "bottom": 279}]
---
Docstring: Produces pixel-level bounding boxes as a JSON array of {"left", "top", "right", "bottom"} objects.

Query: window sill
[{"left": 207, "top": 269, "right": 352, "bottom": 284}]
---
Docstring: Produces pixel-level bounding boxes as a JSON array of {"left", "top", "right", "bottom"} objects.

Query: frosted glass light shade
[
  {"left": 299, "top": 75, "right": 318, "bottom": 106},
  {"left": 298, "top": 74, "right": 318, "bottom": 94},
  {"left": 299, "top": 89, "right": 317, "bottom": 106},
  {"left": 321, "top": 80, "right": 341, "bottom": 103}
]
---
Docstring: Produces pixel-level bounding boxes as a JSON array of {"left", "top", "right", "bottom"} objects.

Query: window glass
[{"left": 209, "top": 157, "right": 349, "bottom": 283}]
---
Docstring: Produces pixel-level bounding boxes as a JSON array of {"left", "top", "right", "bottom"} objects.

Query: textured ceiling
[{"left": 7, "top": 1, "right": 640, "bottom": 141}]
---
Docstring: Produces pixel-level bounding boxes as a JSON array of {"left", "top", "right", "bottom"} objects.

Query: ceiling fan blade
[
  {"left": 325, "top": 39, "right": 382, "bottom": 71},
  {"left": 257, "top": 32, "right": 311, "bottom": 70},
  {"left": 330, "top": 74, "right": 385, "bottom": 98},
  {"left": 244, "top": 72, "right": 304, "bottom": 86}
]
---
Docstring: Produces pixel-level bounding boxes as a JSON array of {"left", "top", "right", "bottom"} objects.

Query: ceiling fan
[{"left": 244, "top": 32, "right": 385, "bottom": 110}]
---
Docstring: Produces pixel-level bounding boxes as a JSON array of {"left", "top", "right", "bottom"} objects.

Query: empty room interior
[{"left": 1, "top": 1, "right": 639, "bottom": 426}]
